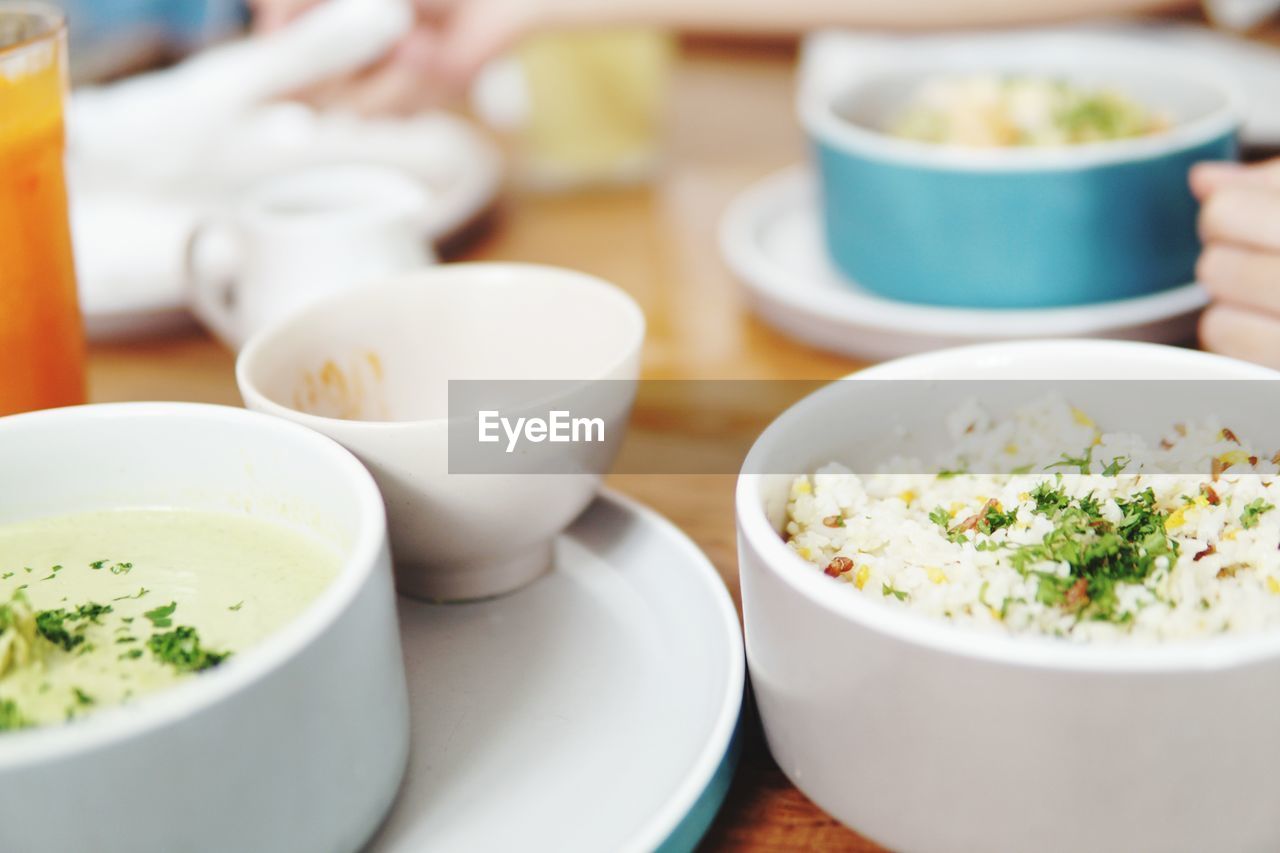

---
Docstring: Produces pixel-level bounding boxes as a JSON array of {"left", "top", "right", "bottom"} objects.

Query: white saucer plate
[
  {"left": 720, "top": 166, "right": 1208, "bottom": 362},
  {"left": 366, "top": 491, "right": 744, "bottom": 853},
  {"left": 75, "top": 110, "right": 503, "bottom": 342}
]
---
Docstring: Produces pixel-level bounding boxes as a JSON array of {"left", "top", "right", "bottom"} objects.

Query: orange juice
[{"left": 0, "top": 5, "right": 85, "bottom": 415}]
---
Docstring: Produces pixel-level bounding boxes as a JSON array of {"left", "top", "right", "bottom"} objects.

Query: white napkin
[
  {"left": 800, "top": 21, "right": 1280, "bottom": 147},
  {"left": 71, "top": 104, "right": 496, "bottom": 338}
]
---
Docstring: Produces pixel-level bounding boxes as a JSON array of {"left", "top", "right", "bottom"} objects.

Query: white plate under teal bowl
[
  {"left": 720, "top": 166, "right": 1209, "bottom": 362},
  {"left": 366, "top": 491, "right": 744, "bottom": 853}
]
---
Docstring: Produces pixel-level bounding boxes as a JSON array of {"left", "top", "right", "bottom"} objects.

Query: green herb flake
[
  {"left": 112, "top": 587, "right": 149, "bottom": 602},
  {"left": 1030, "top": 482, "right": 1071, "bottom": 516},
  {"left": 976, "top": 503, "right": 1018, "bottom": 536},
  {"left": 119, "top": 648, "right": 144, "bottom": 661},
  {"left": 35, "top": 610, "right": 84, "bottom": 652},
  {"left": 228, "top": 601, "right": 244, "bottom": 612},
  {"left": 72, "top": 687, "right": 94, "bottom": 706},
  {"left": 1241, "top": 499, "right": 1276, "bottom": 530},
  {"left": 73, "top": 602, "right": 112, "bottom": 623},
  {"left": 0, "top": 699, "right": 29, "bottom": 732},
  {"left": 147, "top": 626, "right": 230, "bottom": 673},
  {"left": 1101, "top": 456, "right": 1130, "bottom": 477},
  {"left": 1047, "top": 447, "right": 1094, "bottom": 474},
  {"left": 882, "top": 583, "right": 909, "bottom": 602},
  {"left": 143, "top": 601, "right": 178, "bottom": 628}
]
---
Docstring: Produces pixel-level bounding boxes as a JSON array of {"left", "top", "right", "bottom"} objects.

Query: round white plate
[
  {"left": 720, "top": 166, "right": 1209, "bottom": 362},
  {"left": 75, "top": 109, "right": 503, "bottom": 342},
  {"left": 366, "top": 490, "right": 744, "bottom": 853}
]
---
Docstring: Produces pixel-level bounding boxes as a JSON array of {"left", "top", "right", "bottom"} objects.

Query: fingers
[
  {"left": 432, "top": 0, "right": 530, "bottom": 91},
  {"left": 261, "top": 0, "right": 523, "bottom": 113},
  {"left": 353, "top": 27, "right": 447, "bottom": 116},
  {"left": 1191, "top": 158, "right": 1280, "bottom": 200},
  {"left": 294, "top": 27, "right": 446, "bottom": 116},
  {"left": 1200, "top": 185, "right": 1280, "bottom": 253},
  {"left": 411, "top": 0, "right": 462, "bottom": 16},
  {"left": 390, "top": 25, "right": 444, "bottom": 76},
  {"left": 347, "top": 64, "right": 438, "bottom": 117},
  {"left": 1198, "top": 245, "right": 1280, "bottom": 316},
  {"left": 1200, "top": 303, "right": 1280, "bottom": 370},
  {"left": 1190, "top": 161, "right": 1243, "bottom": 200},
  {"left": 1195, "top": 156, "right": 1280, "bottom": 370},
  {"left": 299, "top": 68, "right": 433, "bottom": 117},
  {"left": 249, "top": 0, "right": 322, "bottom": 31}
]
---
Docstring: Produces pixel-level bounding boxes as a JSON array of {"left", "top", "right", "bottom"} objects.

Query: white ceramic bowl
[
  {"left": 737, "top": 340, "right": 1280, "bottom": 853},
  {"left": 237, "top": 262, "right": 645, "bottom": 601},
  {"left": 0, "top": 403, "right": 408, "bottom": 853}
]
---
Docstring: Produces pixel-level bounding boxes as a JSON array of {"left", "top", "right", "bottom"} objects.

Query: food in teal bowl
[{"left": 802, "top": 58, "right": 1240, "bottom": 309}]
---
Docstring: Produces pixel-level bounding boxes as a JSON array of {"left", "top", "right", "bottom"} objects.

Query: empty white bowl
[
  {"left": 237, "top": 262, "right": 645, "bottom": 601},
  {"left": 738, "top": 340, "right": 1280, "bottom": 853},
  {"left": 0, "top": 402, "right": 407, "bottom": 853}
]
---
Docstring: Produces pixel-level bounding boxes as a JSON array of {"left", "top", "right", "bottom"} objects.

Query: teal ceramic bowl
[{"left": 803, "top": 61, "right": 1240, "bottom": 308}]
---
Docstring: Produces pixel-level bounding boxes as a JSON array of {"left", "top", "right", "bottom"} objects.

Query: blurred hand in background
[
  {"left": 249, "top": 0, "right": 534, "bottom": 114},
  {"left": 1193, "top": 159, "right": 1280, "bottom": 368},
  {"left": 249, "top": 0, "right": 1194, "bottom": 116}
]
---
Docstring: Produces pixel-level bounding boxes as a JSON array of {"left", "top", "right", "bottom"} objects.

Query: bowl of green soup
[{"left": 0, "top": 402, "right": 407, "bottom": 853}]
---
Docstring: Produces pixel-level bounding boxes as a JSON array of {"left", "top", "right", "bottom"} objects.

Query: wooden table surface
[{"left": 84, "top": 32, "right": 1261, "bottom": 850}]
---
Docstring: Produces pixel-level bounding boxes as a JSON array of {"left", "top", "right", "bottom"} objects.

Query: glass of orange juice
[{"left": 0, "top": 2, "right": 85, "bottom": 415}]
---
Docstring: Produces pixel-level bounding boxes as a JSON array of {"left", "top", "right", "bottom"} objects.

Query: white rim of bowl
[
  {"left": 0, "top": 402, "right": 388, "bottom": 766},
  {"left": 800, "top": 57, "right": 1244, "bottom": 172},
  {"left": 738, "top": 339, "right": 1280, "bottom": 673},
  {"left": 236, "top": 261, "right": 647, "bottom": 433}
]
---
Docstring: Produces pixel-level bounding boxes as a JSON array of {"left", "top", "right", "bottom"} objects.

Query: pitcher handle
[{"left": 185, "top": 217, "right": 247, "bottom": 350}]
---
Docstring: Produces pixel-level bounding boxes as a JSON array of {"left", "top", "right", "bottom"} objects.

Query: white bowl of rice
[{"left": 737, "top": 340, "right": 1280, "bottom": 853}]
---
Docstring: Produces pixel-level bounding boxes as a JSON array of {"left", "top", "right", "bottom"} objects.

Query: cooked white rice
[{"left": 785, "top": 396, "right": 1280, "bottom": 642}]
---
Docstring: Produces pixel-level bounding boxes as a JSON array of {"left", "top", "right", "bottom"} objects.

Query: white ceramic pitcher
[{"left": 187, "top": 163, "right": 435, "bottom": 349}]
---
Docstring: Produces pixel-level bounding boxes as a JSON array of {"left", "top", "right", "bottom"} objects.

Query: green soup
[{"left": 0, "top": 508, "right": 340, "bottom": 731}]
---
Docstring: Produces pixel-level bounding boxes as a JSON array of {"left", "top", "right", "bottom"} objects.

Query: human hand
[
  {"left": 247, "top": 0, "right": 542, "bottom": 115},
  {"left": 1191, "top": 158, "right": 1280, "bottom": 369}
]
